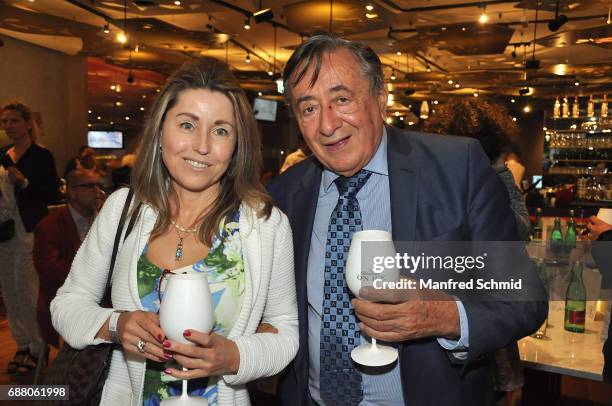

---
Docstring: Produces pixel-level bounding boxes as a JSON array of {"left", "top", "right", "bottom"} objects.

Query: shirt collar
[
  {"left": 322, "top": 127, "right": 389, "bottom": 193},
  {"left": 68, "top": 203, "right": 94, "bottom": 226}
]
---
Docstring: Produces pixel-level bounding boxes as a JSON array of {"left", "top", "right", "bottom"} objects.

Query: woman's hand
[
  {"left": 118, "top": 311, "right": 167, "bottom": 362},
  {"left": 162, "top": 329, "right": 240, "bottom": 379},
  {"left": 7, "top": 167, "right": 26, "bottom": 187}
]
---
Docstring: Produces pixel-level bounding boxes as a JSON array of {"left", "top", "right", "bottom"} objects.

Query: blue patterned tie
[{"left": 320, "top": 169, "right": 371, "bottom": 406}]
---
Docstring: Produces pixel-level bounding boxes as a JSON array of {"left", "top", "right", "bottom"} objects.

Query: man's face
[
  {"left": 289, "top": 49, "right": 387, "bottom": 177},
  {"left": 68, "top": 172, "right": 104, "bottom": 213}
]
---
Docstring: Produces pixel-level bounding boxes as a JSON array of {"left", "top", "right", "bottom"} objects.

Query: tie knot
[{"left": 334, "top": 169, "right": 371, "bottom": 198}]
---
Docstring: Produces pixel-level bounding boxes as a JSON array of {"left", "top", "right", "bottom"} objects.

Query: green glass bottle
[
  {"left": 564, "top": 261, "right": 586, "bottom": 333},
  {"left": 532, "top": 208, "right": 543, "bottom": 240},
  {"left": 550, "top": 217, "right": 564, "bottom": 256},
  {"left": 565, "top": 210, "right": 577, "bottom": 251}
]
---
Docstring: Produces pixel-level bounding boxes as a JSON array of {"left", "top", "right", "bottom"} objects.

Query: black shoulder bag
[{"left": 38, "top": 189, "right": 141, "bottom": 405}]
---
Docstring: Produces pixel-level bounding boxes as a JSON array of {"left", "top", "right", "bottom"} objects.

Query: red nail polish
[
  {"left": 164, "top": 353, "right": 173, "bottom": 360},
  {"left": 157, "top": 334, "right": 163, "bottom": 342},
  {"left": 162, "top": 340, "right": 171, "bottom": 348},
  {"left": 183, "top": 330, "right": 191, "bottom": 337},
  {"left": 164, "top": 368, "right": 172, "bottom": 374}
]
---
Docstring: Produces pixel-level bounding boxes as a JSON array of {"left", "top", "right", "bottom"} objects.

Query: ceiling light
[
  {"left": 420, "top": 100, "right": 429, "bottom": 119},
  {"left": 394, "top": 111, "right": 400, "bottom": 116},
  {"left": 511, "top": 99, "right": 515, "bottom": 103},
  {"left": 512, "top": 117, "right": 517, "bottom": 122},
  {"left": 607, "top": 5, "right": 611, "bottom": 24},
  {"left": 88, "top": 110, "right": 92, "bottom": 114},
  {"left": 390, "top": 70, "right": 396, "bottom": 80},
  {"left": 174, "top": 0, "right": 181, "bottom": 5},
  {"left": 426, "top": 65, "right": 431, "bottom": 72},
  {"left": 574, "top": 81, "right": 580, "bottom": 86},
  {"left": 523, "top": 105, "right": 531, "bottom": 113},
  {"left": 245, "top": 53, "right": 251, "bottom": 63},
  {"left": 253, "top": 8, "right": 274, "bottom": 23},
  {"left": 116, "top": 32, "right": 127, "bottom": 44},
  {"left": 110, "top": 85, "right": 116, "bottom": 90},
  {"left": 97, "top": 116, "right": 101, "bottom": 120},
  {"left": 103, "top": 23, "right": 110, "bottom": 34},
  {"left": 548, "top": 14, "right": 568, "bottom": 31},
  {"left": 115, "top": 84, "right": 121, "bottom": 92},
  {"left": 244, "top": 18, "right": 251, "bottom": 30},
  {"left": 115, "top": 101, "right": 123, "bottom": 107},
  {"left": 479, "top": 7, "right": 489, "bottom": 24},
  {"left": 267, "top": 70, "right": 274, "bottom": 76},
  {"left": 258, "top": 92, "right": 263, "bottom": 96},
  {"left": 140, "top": 107, "right": 145, "bottom": 111},
  {"left": 396, "top": 51, "right": 402, "bottom": 56},
  {"left": 125, "top": 116, "right": 130, "bottom": 121},
  {"left": 448, "top": 79, "right": 453, "bottom": 85},
  {"left": 365, "top": 4, "right": 374, "bottom": 11},
  {"left": 455, "top": 83, "right": 460, "bottom": 88},
  {"left": 518, "top": 87, "right": 529, "bottom": 95},
  {"left": 386, "top": 117, "right": 393, "bottom": 124},
  {"left": 87, "top": 123, "right": 91, "bottom": 128},
  {"left": 441, "top": 26, "right": 447, "bottom": 31},
  {"left": 461, "top": 27, "right": 466, "bottom": 31},
  {"left": 433, "top": 100, "right": 439, "bottom": 105},
  {"left": 365, "top": 13, "right": 379, "bottom": 19},
  {"left": 473, "top": 90, "right": 479, "bottom": 97}
]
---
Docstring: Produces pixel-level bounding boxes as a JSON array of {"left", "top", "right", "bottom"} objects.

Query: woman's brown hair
[{"left": 131, "top": 57, "right": 272, "bottom": 243}]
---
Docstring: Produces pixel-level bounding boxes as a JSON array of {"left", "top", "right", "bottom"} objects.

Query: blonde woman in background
[
  {"left": 52, "top": 57, "right": 298, "bottom": 405},
  {"left": 0, "top": 102, "right": 60, "bottom": 374}
]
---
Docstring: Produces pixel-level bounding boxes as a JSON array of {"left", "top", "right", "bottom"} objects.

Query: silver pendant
[{"left": 175, "top": 237, "right": 184, "bottom": 261}]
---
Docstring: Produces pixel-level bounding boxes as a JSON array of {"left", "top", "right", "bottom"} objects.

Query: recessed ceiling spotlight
[
  {"left": 116, "top": 32, "right": 127, "bottom": 44},
  {"left": 88, "top": 110, "right": 92, "bottom": 114},
  {"left": 245, "top": 52, "right": 251, "bottom": 63},
  {"left": 258, "top": 92, "right": 263, "bottom": 96},
  {"left": 441, "top": 26, "right": 447, "bottom": 31},
  {"left": 512, "top": 117, "right": 517, "bottom": 121},
  {"left": 267, "top": 70, "right": 274, "bottom": 76},
  {"left": 365, "top": 13, "right": 379, "bottom": 19},
  {"left": 244, "top": 18, "right": 251, "bottom": 30},
  {"left": 97, "top": 116, "right": 101, "bottom": 120},
  {"left": 511, "top": 98, "right": 516, "bottom": 103},
  {"left": 448, "top": 79, "right": 453, "bottom": 85},
  {"left": 365, "top": 4, "right": 374, "bottom": 11},
  {"left": 455, "top": 83, "right": 460, "bottom": 88},
  {"left": 426, "top": 65, "right": 431, "bottom": 72},
  {"left": 110, "top": 85, "right": 116, "bottom": 90},
  {"left": 396, "top": 51, "right": 402, "bottom": 56},
  {"left": 103, "top": 23, "right": 110, "bottom": 34},
  {"left": 140, "top": 107, "right": 145, "bottom": 111},
  {"left": 523, "top": 105, "right": 532, "bottom": 113},
  {"left": 390, "top": 70, "right": 396, "bottom": 80},
  {"left": 461, "top": 27, "right": 467, "bottom": 31},
  {"left": 125, "top": 116, "right": 130, "bottom": 120},
  {"left": 574, "top": 81, "right": 580, "bottom": 86},
  {"left": 174, "top": 1, "right": 181, "bottom": 5},
  {"left": 479, "top": 7, "right": 489, "bottom": 24}
]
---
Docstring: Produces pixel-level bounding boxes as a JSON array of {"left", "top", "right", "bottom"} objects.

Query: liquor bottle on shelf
[
  {"left": 550, "top": 217, "right": 564, "bottom": 256},
  {"left": 565, "top": 210, "right": 577, "bottom": 252},
  {"left": 532, "top": 208, "right": 543, "bottom": 240},
  {"left": 564, "top": 261, "right": 586, "bottom": 333}
]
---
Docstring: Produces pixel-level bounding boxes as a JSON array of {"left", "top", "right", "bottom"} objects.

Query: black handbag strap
[{"left": 100, "top": 189, "right": 139, "bottom": 308}]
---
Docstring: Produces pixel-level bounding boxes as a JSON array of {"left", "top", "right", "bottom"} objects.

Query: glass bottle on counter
[
  {"left": 550, "top": 217, "right": 564, "bottom": 256},
  {"left": 564, "top": 261, "right": 586, "bottom": 333},
  {"left": 531, "top": 258, "right": 548, "bottom": 339},
  {"left": 565, "top": 210, "right": 577, "bottom": 252},
  {"left": 532, "top": 208, "right": 543, "bottom": 240}
]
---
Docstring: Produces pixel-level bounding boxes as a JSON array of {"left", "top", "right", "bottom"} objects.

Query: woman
[
  {"left": 423, "top": 97, "right": 531, "bottom": 241},
  {"left": 51, "top": 58, "right": 298, "bottom": 405},
  {"left": 0, "top": 102, "right": 59, "bottom": 374}
]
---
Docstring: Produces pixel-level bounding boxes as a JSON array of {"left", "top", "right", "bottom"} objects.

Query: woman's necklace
[{"left": 170, "top": 219, "right": 197, "bottom": 262}]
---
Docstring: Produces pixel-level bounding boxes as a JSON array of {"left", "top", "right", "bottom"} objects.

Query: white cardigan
[{"left": 51, "top": 189, "right": 298, "bottom": 406}]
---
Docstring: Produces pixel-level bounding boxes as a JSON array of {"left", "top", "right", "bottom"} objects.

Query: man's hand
[
  {"left": 256, "top": 322, "right": 278, "bottom": 334},
  {"left": 351, "top": 281, "right": 460, "bottom": 342},
  {"left": 7, "top": 167, "right": 26, "bottom": 188},
  {"left": 587, "top": 216, "right": 612, "bottom": 240}
]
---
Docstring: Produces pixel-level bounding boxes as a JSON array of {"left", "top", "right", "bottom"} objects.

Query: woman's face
[
  {"left": 1, "top": 109, "right": 30, "bottom": 142},
  {"left": 160, "top": 88, "right": 237, "bottom": 196}
]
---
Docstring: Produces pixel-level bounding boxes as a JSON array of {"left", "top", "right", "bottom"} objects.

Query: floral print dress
[{"left": 138, "top": 212, "right": 245, "bottom": 406}]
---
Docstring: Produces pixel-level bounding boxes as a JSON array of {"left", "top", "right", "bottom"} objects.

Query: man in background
[{"left": 33, "top": 168, "right": 104, "bottom": 348}]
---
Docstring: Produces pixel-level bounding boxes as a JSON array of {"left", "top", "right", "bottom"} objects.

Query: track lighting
[
  {"left": 479, "top": 7, "right": 489, "bottom": 24},
  {"left": 548, "top": 0, "right": 568, "bottom": 32},
  {"left": 244, "top": 18, "right": 251, "bottom": 30},
  {"left": 103, "top": 23, "right": 110, "bottom": 34},
  {"left": 245, "top": 52, "right": 251, "bottom": 63}
]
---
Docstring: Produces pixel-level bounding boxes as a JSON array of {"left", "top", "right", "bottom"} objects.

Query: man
[
  {"left": 33, "top": 168, "right": 104, "bottom": 348},
  {"left": 268, "top": 33, "right": 547, "bottom": 405}
]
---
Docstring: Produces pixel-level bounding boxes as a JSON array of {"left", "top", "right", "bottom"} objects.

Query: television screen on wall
[
  {"left": 253, "top": 97, "right": 277, "bottom": 122},
  {"left": 87, "top": 131, "right": 123, "bottom": 149}
]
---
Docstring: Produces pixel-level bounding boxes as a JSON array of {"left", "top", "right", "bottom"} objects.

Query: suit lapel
[{"left": 387, "top": 126, "right": 419, "bottom": 242}]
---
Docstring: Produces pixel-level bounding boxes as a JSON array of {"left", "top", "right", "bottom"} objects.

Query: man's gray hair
[{"left": 283, "top": 33, "right": 384, "bottom": 104}]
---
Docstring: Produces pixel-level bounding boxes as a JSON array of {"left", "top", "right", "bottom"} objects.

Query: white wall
[{"left": 0, "top": 34, "right": 88, "bottom": 174}]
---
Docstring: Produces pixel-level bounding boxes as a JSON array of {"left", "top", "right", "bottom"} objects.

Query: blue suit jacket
[{"left": 268, "top": 126, "right": 547, "bottom": 405}]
